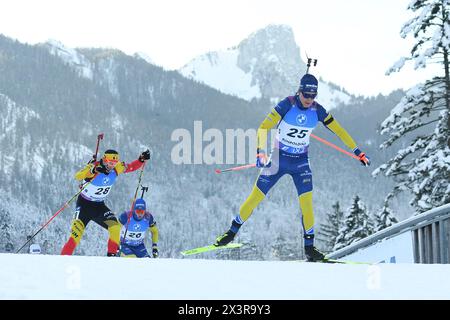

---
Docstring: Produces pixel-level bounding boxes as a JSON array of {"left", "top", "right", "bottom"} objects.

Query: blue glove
[
  {"left": 256, "top": 149, "right": 271, "bottom": 168},
  {"left": 354, "top": 148, "right": 370, "bottom": 166}
]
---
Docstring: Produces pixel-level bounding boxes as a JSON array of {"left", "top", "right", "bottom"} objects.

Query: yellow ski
[{"left": 181, "top": 243, "right": 243, "bottom": 256}]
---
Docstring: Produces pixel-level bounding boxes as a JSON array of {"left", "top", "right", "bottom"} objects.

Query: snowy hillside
[
  {"left": 42, "top": 39, "right": 94, "bottom": 80},
  {"left": 180, "top": 49, "right": 262, "bottom": 101},
  {"left": 179, "top": 25, "right": 353, "bottom": 108},
  {"left": 2, "top": 253, "right": 450, "bottom": 299}
]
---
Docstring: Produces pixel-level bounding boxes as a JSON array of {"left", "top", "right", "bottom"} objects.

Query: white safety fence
[{"left": 328, "top": 204, "right": 450, "bottom": 264}]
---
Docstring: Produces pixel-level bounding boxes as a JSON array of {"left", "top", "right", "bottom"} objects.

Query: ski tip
[{"left": 214, "top": 169, "right": 221, "bottom": 174}]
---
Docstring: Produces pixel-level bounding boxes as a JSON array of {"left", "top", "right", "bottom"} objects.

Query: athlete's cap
[
  {"left": 134, "top": 198, "right": 146, "bottom": 211},
  {"left": 299, "top": 74, "right": 318, "bottom": 93},
  {"left": 103, "top": 149, "right": 120, "bottom": 162}
]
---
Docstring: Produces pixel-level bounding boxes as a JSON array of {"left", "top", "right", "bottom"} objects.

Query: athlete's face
[
  {"left": 299, "top": 91, "right": 317, "bottom": 108},
  {"left": 104, "top": 159, "right": 118, "bottom": 170},
  {"left": 135, "top": 209, "right": 145, "bottom": 219}
]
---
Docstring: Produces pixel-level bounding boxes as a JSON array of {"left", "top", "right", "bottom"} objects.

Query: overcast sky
[{"left": 0, "top": 0, "right": 441, "bottom": 97}]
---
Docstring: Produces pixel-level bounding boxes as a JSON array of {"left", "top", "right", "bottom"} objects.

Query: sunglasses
[
  {"left": 104, "top": 159, "right": 118, "bottom": 167},
  {"left": 301, "top": 92, "right": 317, "bottom": 99}
]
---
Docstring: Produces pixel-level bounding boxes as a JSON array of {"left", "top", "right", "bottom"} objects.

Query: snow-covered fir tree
[
  {"left": 0, "top": 208, "right": 15, "bottom": 253},
  {"left": 374, "top": 199, "right": 399, "bottom": 232},
  {"left": 333, "top": 195, "right": 374, "bottom": 251},
  {"left": 373, "top": 0, "right": 450, "bottom": 213},
  {"left": 318, "top": 201, "right": 344, "bottom": 252}
]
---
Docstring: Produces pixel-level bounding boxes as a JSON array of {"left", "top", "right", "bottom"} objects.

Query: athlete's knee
[{"left": 70, "top": 219, "right": 85, "bottom": 244}]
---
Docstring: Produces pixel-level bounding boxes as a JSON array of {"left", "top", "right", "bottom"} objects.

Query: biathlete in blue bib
[
  {"left": 119, "top": 198, "right": 159, "bottom": 258},
  {"left": 215, "top": 74, "right": 371, "bottom": 261}
]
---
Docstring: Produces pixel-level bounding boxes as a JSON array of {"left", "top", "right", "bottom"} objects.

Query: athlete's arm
[
  {"left": 257, "top": 109, "right": 281, "bottom": 151},
  {"left": 115, "top": 150, "right": 150, "bottom": 174},
  {"left": 74, "top": 163, "right": 96, "bottom": 181},
  {"left": 118, "top": 212, "right": 129, "bottom": 225},
  {"left": 150, "top": 222, "right": 159, "bottom": 244},
  {"left": 257, "top": 98, "right": 291, "bottom": 151},
  {"left": 323, "top": 114, "right": 358, "bottom": 151}
]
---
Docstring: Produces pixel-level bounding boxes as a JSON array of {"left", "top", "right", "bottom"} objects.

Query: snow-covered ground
[{"left": 1, "top": 253, "right": 450, "bottom": 300}]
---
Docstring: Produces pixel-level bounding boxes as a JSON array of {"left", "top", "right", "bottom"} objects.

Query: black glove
[
  {"left": 152, "top": 243, "right": 159, "bottom": 258},
  {"left": 93, "top": 163, "right": 109, "bottom": 174},
  {"left": 139, "top": 149, "right": 151, "bottom": 162}
]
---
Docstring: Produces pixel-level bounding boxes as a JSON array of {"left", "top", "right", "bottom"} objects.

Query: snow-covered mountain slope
[
  {"left": 134, "top": 51, "right": 156, "bottom": 65},
  {"left": 0, "top": 94, "right": 43, "bottom": 178},
  {"left": 42, "top": 39, "right": 94, "bottom": 80},
  {"left": 41, "top": 40, "right": 159, "bottom": 99},
  {"left": 180, "top": 49, "right": 262, "bottom": 101},
  {"left": 2, "top": 253, "right": 450, "bottom": 299},
  {"left": 179, "top": 25, "right": 353, "bottom": 108}
]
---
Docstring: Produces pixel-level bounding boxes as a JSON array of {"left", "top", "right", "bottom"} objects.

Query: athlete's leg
[
  {"left": 93, "top": 205, "right": 121, "bottom": 256},
  {"left": 291, "top": 162, "right": 315, "bottom": 244},
  {"left": 134, "top": 244, "right": 151, "bottom": 258},
  {"left": 119, "top": 244, "right": 138, "bottom": 258},
  {"left": 291, "top": 163, "right": 325, "bottom": 261},
  {"left": 215, "top": 165, "right": 285, "bottom": 246},
  {"left": 238, "top": 164, "right": 285, "bottom": 223},
  {"left": 61, "top": 198, "right": 90, "bottom": 255}
]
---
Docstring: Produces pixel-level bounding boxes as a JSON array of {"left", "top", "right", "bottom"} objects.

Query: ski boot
[
  {"left": 214, "top": 220, "right": 242, "bottom": 246},
  {"left": 214, "top": 230, "right": 236, "bottom": 246},
  {"left": 107, "top": 252, "right": 119, "bottom": 257},
  {"left": 304, "top": 245, "right": 326, "bottom": 262},
  {"left": 303, "top": 234, "right": 325, "bottom": 262}
]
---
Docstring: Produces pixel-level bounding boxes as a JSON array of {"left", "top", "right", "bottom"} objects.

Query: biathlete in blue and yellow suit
[
  {"left": 61, "top": 149, "right": 151, "bottom": 256},
  {"left": 215, "top": 74, "right": 371, "bottom": 261},
  {"left": 119, "top": 198, "right": 159, "bottom": 258}
]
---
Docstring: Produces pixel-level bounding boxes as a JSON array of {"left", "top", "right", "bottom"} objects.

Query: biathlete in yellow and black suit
[
  {"left": 215, "top": 74, "right": 371, "bottom": 261},
  {"left": 61, "top": 149, "right": 151, "bottom": 256}
]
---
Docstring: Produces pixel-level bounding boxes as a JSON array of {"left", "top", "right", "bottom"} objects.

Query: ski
[
  {"left": 325, "top": 258, "right": 373, "bottom": 265},
  {"left": 297, "top": 258, "right": 372, "bottom": 265},
  {"left": 181, "top": 243, "right": 243, "bottom": 256}
]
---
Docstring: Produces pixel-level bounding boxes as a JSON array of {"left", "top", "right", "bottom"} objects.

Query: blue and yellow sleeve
[
  {"left": 257, "top": 98, "right": 291, "bottom": 151},
  {"left": 150, "top": 222, "right": 159, "bottom": 244}
]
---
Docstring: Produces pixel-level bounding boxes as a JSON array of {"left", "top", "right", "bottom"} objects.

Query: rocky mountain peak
[{"left": 236, "top": 24, "right": 306, "bottom": 100}]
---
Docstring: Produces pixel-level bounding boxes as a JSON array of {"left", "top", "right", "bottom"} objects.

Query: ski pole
[
  {"left": 215, "top": 163, "right": 256, "bottom": 174},
  {"left": 215, "top": 152, "right": 271, "bottom": 173},
  {"left": 310, "top": 134, "right": 360, "bottom": 160},
  {"left": 16, "top": 181, "right": 90, "bottom": 253},
  {"left": 119, "top": 161, "right": 147, "bottom": 256},
  {"left": 215, "top": 133, "right": 360, "bottom": 174}
]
